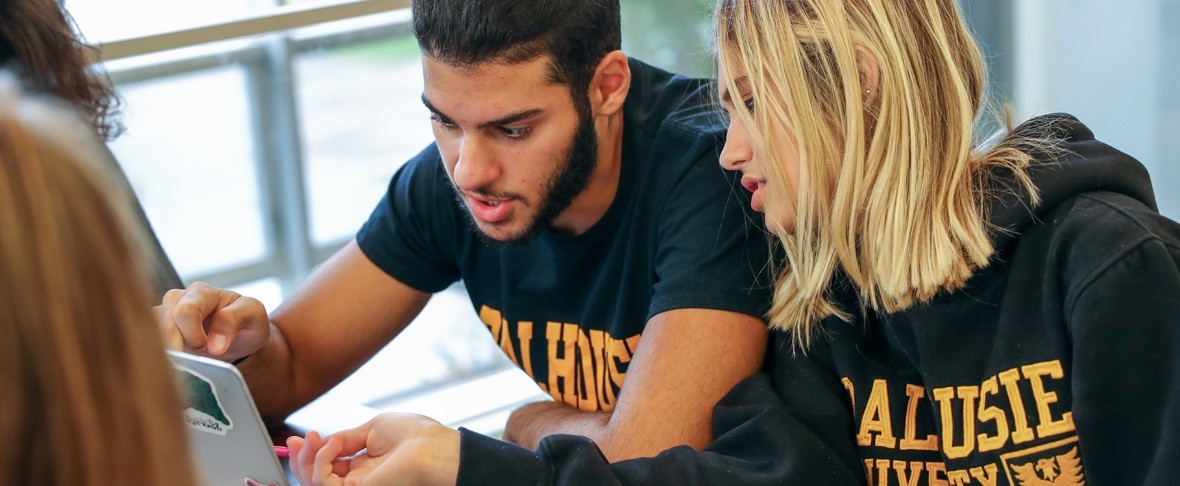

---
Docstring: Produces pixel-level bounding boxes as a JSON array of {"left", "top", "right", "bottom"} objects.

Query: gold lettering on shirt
[
  {"left": 479, "top": 306, "right": 518, "bottom": 365},
  {"left": 968, "top": 464, "right": 999, "bottom": 486},
  {"left": 873, "top": 459, "right": 892, "bottom": 486},
  {"left": 588, "top": 330, "right": 611, "bottom": 409},
  {"left": 843, "top": 377, "right": 857, "bottom": 415},
  {"left": 478, "top": 306, "right": 639, "bottom": 412},
  {"left": 573, "top": 327, "right": 598, "bottom": 412},
  {"left": 1021, "top": 361, "right": 1075, "bottom": 438},
  {"left": 546, "top": 322, "right": 579, "bottom": 407},
  {"left": 932, "top": 385, "right": 979, "bottom": 459},
  {"left": 926, "top": 462, "right": 949, "bottom": 486},
  {"left": 606, "top": 334, "right": 639, "bottom": 403},
  {"left": 861, "top": 458, "right": 952, "bottom": 486},
  {"left": 858, "top": 379, "right": 899, "bottom": 448},
  {"left": 946, "top": 469, "right": 972, "bottom": 486},
  {"left": 901, "top": 384, "right": 939, "bottom": 451},
  {"left": 977, "top": 376, "right": 1010, "bottom": 453},
  {"left": 997, "top": 368, "right": 1037, "bottom": 444},
  {"left": 517, "top": 321, "right": 535, "bottom": 378},
  {"left": 893, "top": 460, "right": 924, "bottom": 486}
]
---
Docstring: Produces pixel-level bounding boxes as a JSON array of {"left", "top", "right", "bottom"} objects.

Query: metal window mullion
[
  {"left": 245, "top": 34, "right": 314, "bottom": 295},
  {"left": 95, "top": 0, "right": 411, "bottom": 62}
]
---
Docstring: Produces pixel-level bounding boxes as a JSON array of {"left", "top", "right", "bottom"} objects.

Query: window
[{"left": 962, "top": 0, "right": 1179, "bottom": 218}]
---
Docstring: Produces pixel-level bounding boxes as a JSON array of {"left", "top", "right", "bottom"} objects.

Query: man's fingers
[
  {"left": 168, "top": 283, "right": 227, "bottom": 351},
  {"left": 156, "top": 288, "right": 190, "bottom": 350},
  {"left": 205, "top": 293, "right": 266, "bottom": 357}
]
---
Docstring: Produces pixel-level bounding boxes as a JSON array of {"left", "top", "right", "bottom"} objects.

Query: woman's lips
[{"left": 740, "top": 176, "right": 766, "bottom": 213}]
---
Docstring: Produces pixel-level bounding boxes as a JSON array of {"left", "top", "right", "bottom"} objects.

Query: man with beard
[{"left": 156, "top": 0, "right": 771, "bottom": 461}]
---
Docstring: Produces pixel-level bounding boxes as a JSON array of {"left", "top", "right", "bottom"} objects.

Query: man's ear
[
  {"left": 855, "top": 45, "right": 880, "bottom": 105},
  {"left": 589, "top": 50, "right": 631, "bottom": 117}
]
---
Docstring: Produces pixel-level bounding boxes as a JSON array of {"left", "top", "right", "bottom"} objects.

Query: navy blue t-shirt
[{"left": 357, "top": 59, "right": 771, "bottom": 412}]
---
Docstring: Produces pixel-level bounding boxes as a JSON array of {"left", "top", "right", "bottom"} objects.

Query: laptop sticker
[{"left": 175, "top": 365, "right": 235, "bottom": 436}]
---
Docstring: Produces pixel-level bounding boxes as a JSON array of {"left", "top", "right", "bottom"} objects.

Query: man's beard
[{"left": 456, "top": 108, "right": 599, "bottom": 247}]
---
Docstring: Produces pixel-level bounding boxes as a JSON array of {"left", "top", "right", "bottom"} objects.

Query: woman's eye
[{"left": 743, "top": 97, "right": 755, "bottom": 111}]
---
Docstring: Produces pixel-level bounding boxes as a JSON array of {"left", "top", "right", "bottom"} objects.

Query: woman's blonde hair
[
  {"left": 0, "top": 75, "right": 196, "bottom": 485},
  {"left": 715, "top": 0, "right": 1040, "bottom": 350}
]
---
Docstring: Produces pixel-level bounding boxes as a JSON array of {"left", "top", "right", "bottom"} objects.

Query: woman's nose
[{"left": 719, "top": 121, "right": 751, "bottom": 171}]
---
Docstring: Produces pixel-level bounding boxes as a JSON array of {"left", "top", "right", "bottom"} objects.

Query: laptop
[{"left": 168, "top": 350, "right": 290, "bottom": 486}]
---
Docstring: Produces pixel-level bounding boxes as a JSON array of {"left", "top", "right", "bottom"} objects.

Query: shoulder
[
  {"left": 624, "top": 58, "right": 726, "bottom": 145},
  {"left": 1031, "top": 192, "right": 1180, "bottom": 307},
  {"left": 1039, "top": 192, "right": 1180, "bottom": 255}
]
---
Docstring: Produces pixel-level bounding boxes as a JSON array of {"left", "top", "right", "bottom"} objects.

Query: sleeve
[
  {"left": 1066, "top": 233, "right": 1180, "bottom": 484},
  {"left": 648, "top": 149, "right": 773, "bottom": 320},
  {"left": 355, "top": 144, "right": 461, "bottom": 293},
  {"left": 456, "top": 371, "right": 864, "bottom": 485}
]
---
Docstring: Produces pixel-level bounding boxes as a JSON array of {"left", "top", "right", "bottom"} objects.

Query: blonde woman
[
  {"left": 0, "top": 77, "right": 197, "bottom": 485},
  {"left": 289, "top": 0, "right": 1180, "bottom": 484},
  {"left": 715, "top": 0, "right": 1180, "bottom": 483}
]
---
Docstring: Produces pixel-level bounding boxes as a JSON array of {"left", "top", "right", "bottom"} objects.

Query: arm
[
  {"left": 1067, "top": 235, "right": 1180, "bottom": 484},
  {"left": 290, "top": 373, "right": 863, "bottom": 486},
  {"left": 503, "top": 308, "right": 767, "bottom": 462},
  {"left": 159, "top": 241, "right": 432, "bottom": 422},
  {"left": 242, "top": 241, "right": 431, "bottom": 421}
]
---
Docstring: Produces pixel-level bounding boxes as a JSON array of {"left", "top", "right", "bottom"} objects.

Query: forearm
[
  {"left": 463, "top": 375, "right": 864, "bottom": 485},
  {"left": 239, "top": 322, "right": 305, "bottom": 423},
  {"left": 503, "top": 399, "right": 710, "bottom": 463},
  {"left": 503, "top": 401, "right": 611, "bottom": 451},
  {"left": 500, "top": 310, "right": 766, "bottom": 462}
]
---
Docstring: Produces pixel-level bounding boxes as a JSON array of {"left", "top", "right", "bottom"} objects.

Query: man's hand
[
  {"left": 156, "top": 282, "right": 270, "bottom": 362},
  {"left": 287, "top": 413, "right": 460, "bottom": 486}
]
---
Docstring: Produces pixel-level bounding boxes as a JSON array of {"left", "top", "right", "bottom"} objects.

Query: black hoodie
[{"left": 455, "top": 114, "right": 1180, "bottom": 485}]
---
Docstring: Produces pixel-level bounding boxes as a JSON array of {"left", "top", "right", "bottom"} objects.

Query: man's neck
[{"left": 550, "top": 113, "right": 625, "bottom": 235}]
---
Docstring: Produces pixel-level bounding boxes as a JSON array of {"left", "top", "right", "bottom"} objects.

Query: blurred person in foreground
[
  {"left": 0, "top": 74, "right": 196, "bottom": 485},
  {"left": 289, "top": 0, "right": 1180, "bottom": 484}
]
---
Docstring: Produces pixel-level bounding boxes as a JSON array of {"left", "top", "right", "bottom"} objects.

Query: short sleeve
[
  {"left": 356, "top": 144, "right": 461, "bottom": 293},
  {"left": 649, "top": 151, "right": 773, "bottom": 320}
]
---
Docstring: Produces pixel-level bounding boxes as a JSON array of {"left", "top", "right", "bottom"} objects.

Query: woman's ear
[
  {"left": 590, "top": 50, "right": 631, "bottom": 117},
  {"left": 855, "top": 45, "right": 880, "bottom": 105}
]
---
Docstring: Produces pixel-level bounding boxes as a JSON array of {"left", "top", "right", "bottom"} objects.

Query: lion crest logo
[{"left": 1010, "top": 446, "right": 1085, "bottom": 486}]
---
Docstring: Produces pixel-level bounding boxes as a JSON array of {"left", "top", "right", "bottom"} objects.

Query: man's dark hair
[{"left": 411, "top": 0, "right": 621, "bottom": 114}]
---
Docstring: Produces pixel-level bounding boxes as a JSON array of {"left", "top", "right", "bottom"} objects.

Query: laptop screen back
[{"left": 168, "top": 350, "right": 289, "bottom": 486}]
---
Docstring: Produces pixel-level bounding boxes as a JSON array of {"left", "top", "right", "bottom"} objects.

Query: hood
[{"left": 987, "top": 113, "right": 1157, "bottom": 250}]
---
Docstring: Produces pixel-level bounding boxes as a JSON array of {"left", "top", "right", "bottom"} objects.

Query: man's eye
[
  {"left": 430, "top": 115, "right": 457, "bottom": 129},
  {"left": 501, "top": 127, "right": 530, "bottom": 139}
]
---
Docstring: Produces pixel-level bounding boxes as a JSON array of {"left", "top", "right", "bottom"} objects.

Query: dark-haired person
[
  {"left": 157, "top": 0, "right": 772, "bottom": 462},
  {"left": 0, "top": 0, "right": 183, "bottom": 297}
]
